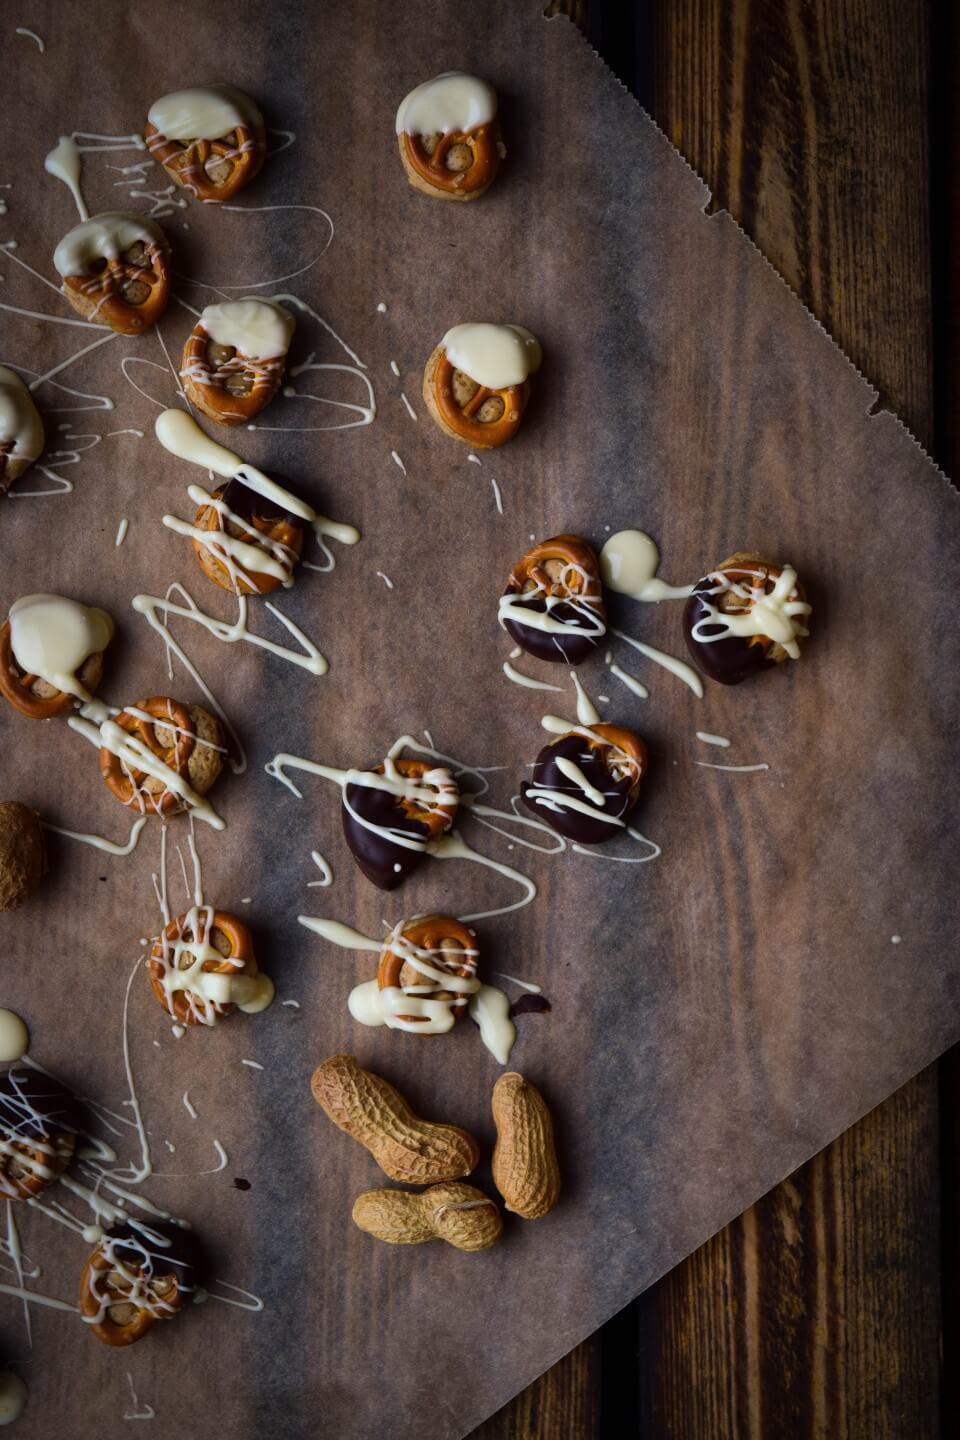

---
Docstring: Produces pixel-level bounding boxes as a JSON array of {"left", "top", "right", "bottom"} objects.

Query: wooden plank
[
  {"left": 635, "top": 1, "right": 943, "bottom": 1436},
  {"left": 471, "top": 1, "right": 946, "bottom": 1436}
]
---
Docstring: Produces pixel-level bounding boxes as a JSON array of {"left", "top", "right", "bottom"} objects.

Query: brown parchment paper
[{"left": 1, "top": 2, "right": 959, "bottom": 1436}]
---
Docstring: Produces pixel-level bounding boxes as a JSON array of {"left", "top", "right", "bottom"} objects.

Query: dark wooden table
[{"left": 470, "top": 2, "right": 959, "bottom": 1434}]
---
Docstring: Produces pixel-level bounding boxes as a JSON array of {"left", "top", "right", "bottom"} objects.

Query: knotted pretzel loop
[
  {"left": 0, "top": 1068, "right": 79, "bottom": 1201},
  {"left": 79, "top": 1224, "right": 196, "bottom": 1347},
  {"left": 426, "top": 346, "right": 528, "bottom": 448},
  {"left": 375, "top": 757, "right": 459, "bottom": 837},
  {"left": 145, "top": 122, "right": 265, "bottom": 202},
  {"left": 148, "top": 908, "right": 257, "bottom": 1026},
  {"left": 0, "top": 619, "right": 103, "bottom": 720},
  {"left": 181, "top": 324, "right": 285, "bottom": 426},
  {"left": 192, "top": 482, "right": 304, "bottom": 596},
  {"left": 378, "top": 914, "right": 478, "bottom": 1027},
  {"left": 399, "top": 121, "right": 501, "bottom": 198},
  {"left": 62, "top": 239, "right": 171, "bottom": 336},
  {"left": 99, "top": 696, "right": 195, "bottom": 816}
]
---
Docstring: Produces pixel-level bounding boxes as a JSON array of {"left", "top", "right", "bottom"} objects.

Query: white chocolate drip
[
  {"left": 0, "top": 366, "right": 44, "bottom": 464},
  {"left": 147, "top": 85, "right": 263, "bottom": 143},
  {"left": 198, "top": 298, "right": 295, "bottom": 359},
  {"left": 442, "top": 324, "right": 542, "bottom": 389},
  {"left": 502, "top": 660, "right": 565, "bottom": 693},
  {"left": 8, "top": 593, "right": 113, "bottom": 702},
  {"left": 600, "top": 529, "right": 694, "bottom": 602},
  {"left": 690, "top": 565, "right": 811, "bottom": 659},
  {"left": 395, "top": 72, "right": 497, "bottom": 137},
  {"left": 44, "top": 136, "right": 87, "bottom": 219},
  {"left": 610, "top": 628, "right": 704, "bottom": 698},
  {"left": 154, "top": 409, "right": 360, "bottom": 552},
  {"left": 53, "top": 212, "right": 167, "bottom": 278},
  {"left": 301, "top": 914, "right": 514, "bottom": 1063},
  {"left": 696, "top": 731, "right": 731, "bottom": 748},
  {"left": 608, "top": 662, "right": 648, "bottom": 700},
  {"left": 0, "top": 1011, "right": 29, "bottom": 1064}
]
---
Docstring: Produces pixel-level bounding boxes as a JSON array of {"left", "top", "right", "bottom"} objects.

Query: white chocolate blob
[
  {"left": 442, "top": 324, "right": 542, "bottom": 389},
  {"left": 53, "top": 212, "right": 167, "bottom": 278},
  {"left": 600, "top": 529, "right": 694, "bottom": 602},
  {"left": 0, "top": 1010, "right": 29, "bottom": 1063},
  {"left": 0, "top": 366, "right": 44, "bottom": 465},
  {"left": 8, "top": 594, "right": 114, "bottom": 703},
  {"left": 690, "top": 565, "right": 811, "bottom": 659},
  {"left": 199, "top": 298, "right": 295, "bottom": 359},
  {"left": 396, "top": 73, "right": 496, "bottom": 137},
  {"left": 147, "top": 85, "right": 263, "bottom": 142},
  {"left": 0, "top": 1370, "right": 27, "bottom": 1425}
]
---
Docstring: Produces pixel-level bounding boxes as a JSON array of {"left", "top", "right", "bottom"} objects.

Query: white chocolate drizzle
[
  {"left": 696, "top": 732, "right": 731, "bottom": 748},
  {"left": 610, "top": 627, "right": 703, "bottom": 698},
  {"left": 307, "top": 851, "right": 333, "bottom": 887},
  {"left": 15, "top": 27, "right": 44, "bottom": 51},
  {"left": 67, "top": 712, "right": 225, "bottom": 830},
  {"left": 502, "top": 660, "right": 565, "bottom": 693},
  {"left": 690, "top": 565, "right": 811, "bottom": 659},
  {"left": 8, "top": 593, "right": 114, "bottom": 702},
  {"left": 154, "top": 409, "right": 359, "bottom": 559},
  {"left": 396, "top": 72, "right": 497, "bottom": 136},
  {"left": 608, "top": 663, "right": 648, "bottom": 700},
  {"left": 442, "top": 324, "right": 542, "bottom": 389},
  {"left": 499, "top": 561, "right": 606, "bottom": 657}
]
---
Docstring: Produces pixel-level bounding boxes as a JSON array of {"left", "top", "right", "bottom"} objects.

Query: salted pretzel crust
[
  {"left": 145, "top": 121, "right": 265, "bottom": 202},
  {"left": 79, "top": 1241, "right": 189, "bottom": 1347},
  {"left": 148, "top": 908, "right": 257, "bottom": 1025},
  {"left": 0, "top": 618, "right": 105, "bottom": 720},
  {"left": 398, "top": 121, "right": 503, "bottom": 201},
  {"left": 422, "top": 342, "right": 529, "bottom": 449},
  {"left": 377, "top": 914, "right": 477, "bottom": 1027},
  {"left": 99, "top": 697, "right": 223, "bottom": 817},
  {"left": 192, "top": 484, "right": 303, "bottom": 595},
  {"left": 61, "top": 241, "right": 171, "bottom": 336},
  {"left": 180, "top": 323, "right": 285, "bottom": 426}
]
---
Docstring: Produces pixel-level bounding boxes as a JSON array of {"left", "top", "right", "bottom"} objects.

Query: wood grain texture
[{"left": 474, "top": 2, "right": 947, "bottom": 1437}]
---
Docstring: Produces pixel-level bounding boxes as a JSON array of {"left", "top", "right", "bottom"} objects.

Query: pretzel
[
  {"left": 180, "top": 323, "right": 287, "bottom": 426},
  {"left": 149, "top": 907, "right": 257, "bottom": 1026},
  {"left": 145, "top": 89, "right": 266, "bottom": 203},
  {"left": 522, "top": 722, "right": 647, "bottom": 845},
  {"left": 684, "top": 550, "right": 812, "bottom": 685},
  {"left": 79, "top": 1222, "right": 199, "bottom": 1347},
  {"left": 501, "top": 535, "right": 606, "bottom": 665},
  {"left": 0, "top": 365, "right": 44, "bottom": 495},
  {"left": 58, "top": 226, "right": 171, "bottom": 335},
  {"left": 99, "top": 697, "right": 224, "bottom": 817},
  {"left": 192, "top": 480, "right": 304, "bottom": 595},
  {"left": 378, "top": 915, "right": 478, "bottom": 1027},
  {"left": 0, "top": 618, "right": 105, "bottom": 720},
  {"left": 342, "top": 755, "right": 459, "bottom": 890},
  {"left": 422, "top": 341, "right": 529, "bottom": 449},
  {"left": 398, "top": 121, "right": 503, "bottom": 201},
  {"left": 0, "top": 1067, "right": 78, "bottom": 1201}
]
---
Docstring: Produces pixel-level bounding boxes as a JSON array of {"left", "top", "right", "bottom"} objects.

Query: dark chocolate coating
[
  {"left": 342, "top": 779, "right": 431, "bottom": 890},
  {"left": 0, "top": 1066, "right": 81, "bottom": 1142},
  {"left": 99, "top": 1221, "right": 202, "bottom": 1287},
  {"left": 221, "top": 476, "right": 305, "bottom": 531},
  {"left": 683, "top": 575, "right": 774, "bottom": 685},
  {"left": 502, "top": 594, "right": 602, "bottom": 666},
  {"left": 521, "top": 733, "right": 638, "bottom": 844}
]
